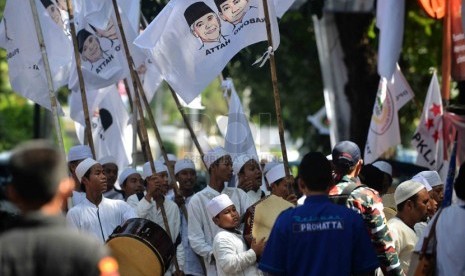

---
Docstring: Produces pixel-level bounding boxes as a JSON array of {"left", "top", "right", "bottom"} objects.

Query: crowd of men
[{"left": 0, "top": 139, "right": 464, "bottom": 275}]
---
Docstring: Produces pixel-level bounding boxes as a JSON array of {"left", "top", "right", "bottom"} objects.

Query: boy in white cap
[
  {"left": 265, "top": 164, "right": 297, "bottom": 205},
  {"left": 66, "top": 158, "right": 136, "bottom": 243},
  {"left": 387, "top": 180, "right": 429, "bottom": 273},
  {"left": 67, "top": 144, "right": 93, "bottom": 207},
  {"left": 188, "top": 146, "right": 250, "bottom": 276},
  {"left": 234, "top": 154, "right": 264, "bottom": 205},
  {"left": 208, "top": 194, "right": 265, "bottom": 276},
  {"left": 98, "top": 156, "right": 123, "bottom": 200},
  {"left": 118, "top": 168, "right": 144, "bottom": 201},
  {"left": 126, "top": 161, "right": 185, "bottom": 275}
]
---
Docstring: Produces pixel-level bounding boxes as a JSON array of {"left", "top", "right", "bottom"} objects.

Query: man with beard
[
  {"left": 387, "top": 180, "right": 429, "bottom": 274},
  {"left": 188, "top": 147, "right": 250, "bottom": 276},
  {"left": 66, "top": 158, "right": 135, "bottom": 243}
]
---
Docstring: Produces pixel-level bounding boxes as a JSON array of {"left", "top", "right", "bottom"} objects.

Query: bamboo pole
[
  {"left": 28, "top": 0, "right": 64, "bottom": 154},
  {"left": 138, "top": 14, "right": 206, "bottom": 170},
  {"left": 167, "top": 85, "right": 207, "bottom": 169},
  {"left": 66, "top": 0, "right": 96, "bottom": 158},
  {"left": 260, "top": 0, "right": 290, "bottom": 176},
  {"left": 111, "top": 1, "right": 180, "bottom": 272},
  {"left": 441, "top": 0, "right": 451, "bottom": 104}
]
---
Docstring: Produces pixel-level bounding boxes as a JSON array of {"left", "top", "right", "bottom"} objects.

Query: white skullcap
[
  {"left": 158, "top": 154, "right": 178, "bottom": 163},
  {"left": 394, "top": 180, "right": 426, "bottom": 205},
  {"left": 326, "top": 154, "right": 332, "bottom": 161},
  {"left": 206, "top": 194, "right": 234, "bottom": 218},
  {"left": 372, "top": 161, "right": 392, "bottom": 176},
  {"left": 411, "top": 173, "right": 432, "bottom": 192},
  {"left": 142, "top": 161, "right": 168, "bottom": 179},
  {"left": 266, "top": 164, "right": 286, "bottom": 184},
  {"left": 98, "top": 155, "right": 117, "bottom": 167},
  {"left": 119, "top": 168, "right": 140, "bottom": 185},
  {"left": 417, "top": 171, "right": 443, "bottom": 187},
  {"left": 263, "top": 161, "right": 279, "bottom": 174},
  {"left": 203, "top": 147, "right": 229, "bottom": 169},
  {"left": 174, "top": 159, "right": 196, "bottom": 175},
  {"left": 75, "top": 158, "right": 98, "bottom": 183},
  {"left": 233, "top": 154, "right": 258, "bottom": 175},
  {"left": 67, "top": 145, "right": 92, "bottom": 162}
]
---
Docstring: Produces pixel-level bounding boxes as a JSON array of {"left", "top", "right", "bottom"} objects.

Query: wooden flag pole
[
  {"left": 138, "top": 15, "right": 207, "bottom": 170},
  {"left": 441, "top": 0, "right": 451, "bottom": 104},
  {"left": 260, "top": 0, "right": 290, "bottom": 177},
  {"left": 66, "top": 0, "right": 96, "bottom": 159},
  {"left": 122, "top": 79, "right": 150, "bottom": 164},
  {"left": 28, "top": 0, "right": 65, "bottom": 154},
  {"left": 111, "top": 1, "right": 180, "bottom": 272},
  {"left": 167, "top": 85, "right": 207, "bottom": 169}
]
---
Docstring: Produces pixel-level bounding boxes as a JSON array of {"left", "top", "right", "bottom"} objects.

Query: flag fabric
[
  {"left": 376, "top": 0, "right": 404, "bottom": 79},
  {"left": 274, "top": 0, "right": 296, "bottom": 18},
  {"left": 68, "top": 0, "right": 147, "bottom": 92},
  {"left": 223, "top": 79, "right": 258, "bottom": 161},
  {"left": 69, "top": 85, "right": 112, "bottom": 125},
  {"left": 134, "top": 0, "right": 280, "bottom": 104},
  {"left": 451, "top": 0, "right": 465, "bottom": 81},
  {"left": 411, "top": 72, "right": 447, "bottom": 178},
  {"left": 364, "top": 65, "right": 414, "bottom": 163},
  {"left": 75, "top": 85, "right": 132, "bottom": 173},
  {"left": 0, "top": 0, "right": 72, "bottom": 112}
]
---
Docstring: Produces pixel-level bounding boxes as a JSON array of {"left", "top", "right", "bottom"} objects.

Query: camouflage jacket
[{"left": 328, "top": 175, "right": 405, "bottom": 276}]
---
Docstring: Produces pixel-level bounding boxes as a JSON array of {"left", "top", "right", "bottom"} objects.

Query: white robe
[
  {"left": 66, "top": 197, "right": 136, "bottom": 244},
  {"left": 387, "top": 216, "right": 418, "bottom": 273},
  {"left": 187, "top": 185, "right": 251, "bottom": 276},
  {"left": 415, "top": 200, "right": 465, "bottom": 276},
  {"left": 213, "top": 230, "right": 261, "bottom": 276}
]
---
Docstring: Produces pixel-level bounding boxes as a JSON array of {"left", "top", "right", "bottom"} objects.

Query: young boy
[{"left": 207, "top": 194, "right": 265, "bottom": 276}]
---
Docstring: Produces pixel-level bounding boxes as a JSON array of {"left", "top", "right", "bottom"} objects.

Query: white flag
[
  {"left": 134, "top": 0, "right": 280, "bottom": 104},
  {"left": 0, "top": 0, "right": 72, "bottom": 112},
  {"left": 76, "top": 85, "right": 132, "bottom": 172},
  {"left": 376, "top": 0, "right": 404, "bottom": 79},
  {"left": 69, "top": 86, "right": 112, "bottom": 125},
  {"left": 364, "top": 65, "right": 414, "bottom": 163},
  {"left": 224, "top": 79, "right": 258, "bottom": 161},
  {"left": 411, "top": 72, "right": 447, "bottom": 177},
  {"left": 69, "top": 0, "right": 147, "bottom": 91},
  {"left": 274, "top": 0, "right": 296, "bottom": 18}
]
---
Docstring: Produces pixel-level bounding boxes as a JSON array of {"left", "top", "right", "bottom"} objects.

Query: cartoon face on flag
[
  {"left": 134, "top": 0, "right": 280, "bottom": 104},
  {"left": 40, "top": 0, "right": 63, "bottom": 26},
  {"left": 184, "top": 2, "right": 225, "bottom": 46},
  {"left": 214, "top": 0, "right": 253, "bottom": 26},
  {"left": 0, "top": 0, "right": 72, "bottom": 112}
]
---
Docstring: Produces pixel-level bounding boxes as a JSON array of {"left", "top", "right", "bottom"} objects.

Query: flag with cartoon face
[
  {"left": 0, "top": 0, "right": 72, "bottom": 112},
  {"left": 68, "top": 0, "right": 147, "bottom": 92},
  {"left": 75, "top": 85, "right": 132, "bottom": 171},
  {"left": 134, "top": 0, "right": 280, "bottom": 104}
]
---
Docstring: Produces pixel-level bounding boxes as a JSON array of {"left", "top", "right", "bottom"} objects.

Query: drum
[
  {"left": 243, "top": 195, "right": 293, "bottom": 247},
  {"left": 106, "top": 218, "right": 175, "bottom": 276}
]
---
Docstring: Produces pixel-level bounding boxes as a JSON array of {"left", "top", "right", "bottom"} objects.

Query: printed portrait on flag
[
  {"left": 0, "top": 0, "right": 72, "bottom": 112},
  {"left": 134, "top": 0, "right": 279, "bottom": 104},
  {"left": 214, "top": 0, "right": 256, "bottom": 27}
]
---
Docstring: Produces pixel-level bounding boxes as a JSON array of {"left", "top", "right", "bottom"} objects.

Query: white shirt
[
  {"left": 387, "top": 216, "right": 418, "bottom": 273},
  {"left": 126, "top": 193, "right": 185, "bottom": 274},
  {"left": 103, "top": 189, "right": 124, "bottom": 200},
  {"left": 66, "top": 197, "right": 136, "bottom": 244},
  {"left": 213, "top": 230, "right": 261, "bottom": 276},
  {"left": 188, "top": 185, "right": 251, "bottom": 276},
  {"left": 71, "top": 191, "right": 86, "bottom": 207},
  {"left": 415, "top": 201, "right": 465, "bottom": 276},
  {"left": 246, "top": 189, "right": 264, "bottom": 205},
  {"left": 181, "top": 195, "right": 204, "bottom": 276}
]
